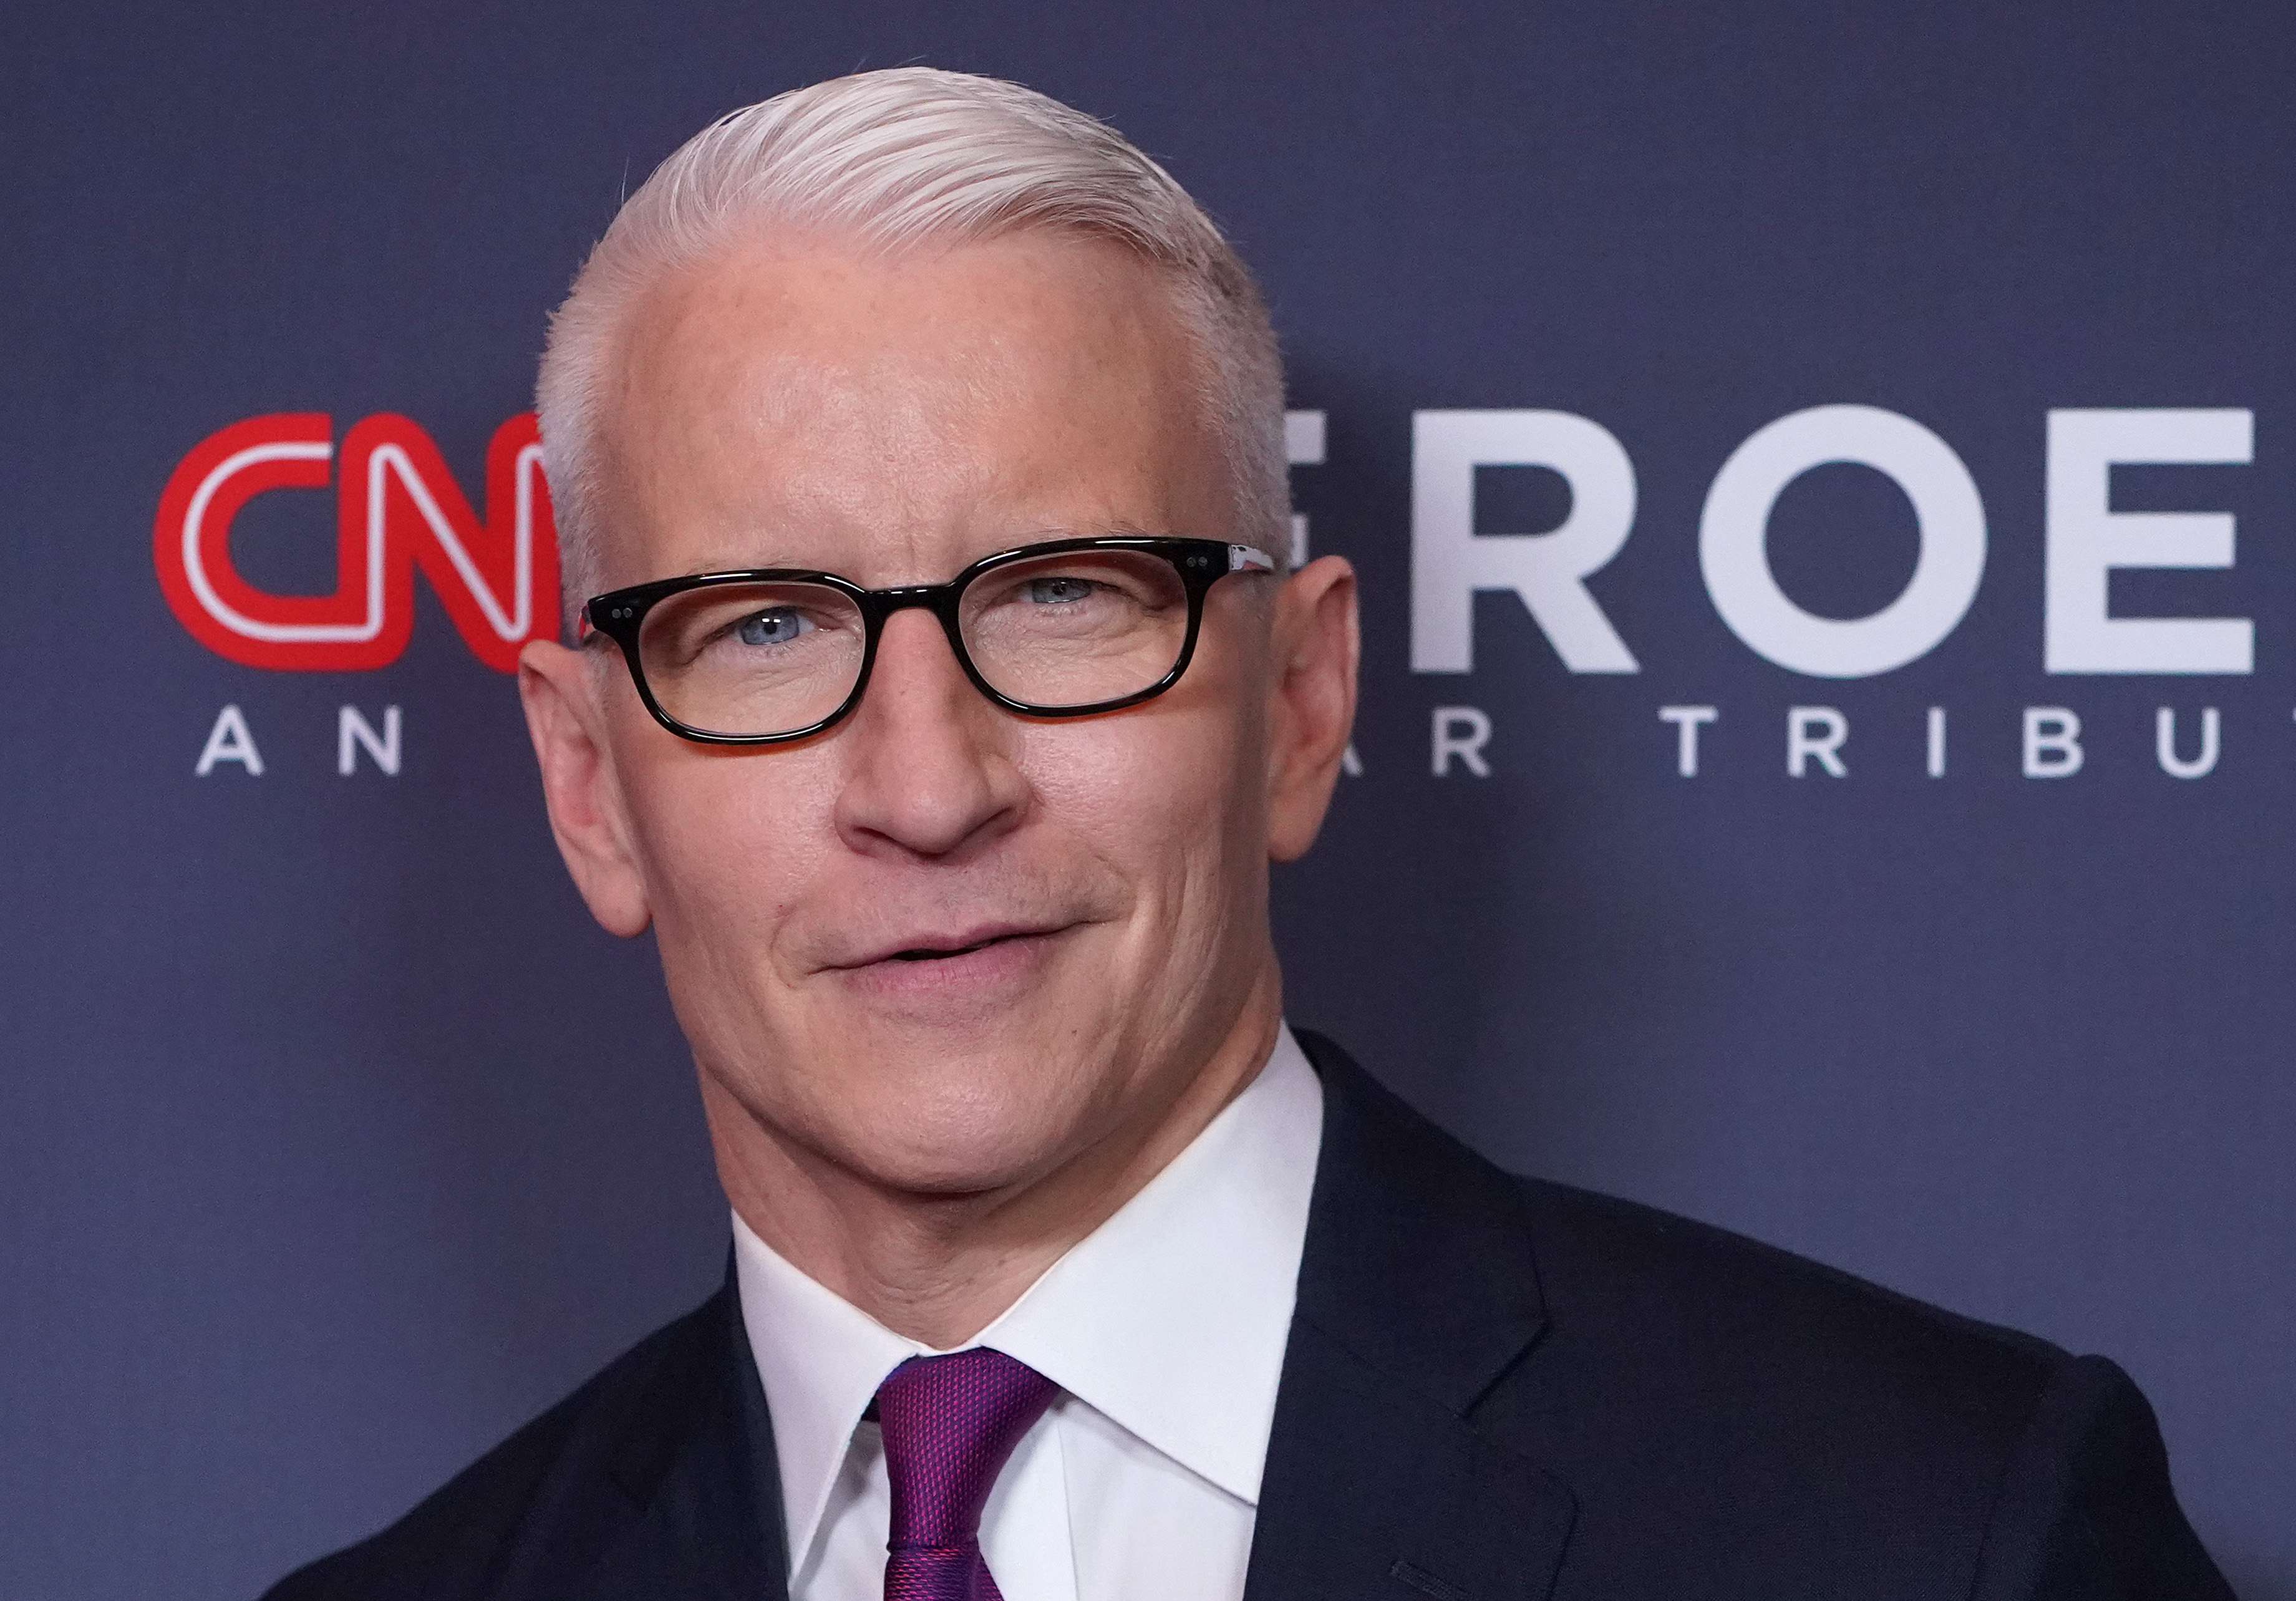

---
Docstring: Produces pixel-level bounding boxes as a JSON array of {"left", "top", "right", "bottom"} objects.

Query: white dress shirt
[{"left": 730, "top": 1024, "right": 1324, "bottom": 1601}]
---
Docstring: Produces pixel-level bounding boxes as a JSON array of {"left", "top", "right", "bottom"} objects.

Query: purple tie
[{"left": 875, "top": 1348, "right": 1060, "bottom": 1601}]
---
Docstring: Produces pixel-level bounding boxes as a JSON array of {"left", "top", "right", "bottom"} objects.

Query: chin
[
  {"left": 844, "top": 1125, "right": 1067, "bottom": 1198},
  {"left": 833, "top": 1065, "right": 1099, "bottom": 1197}
]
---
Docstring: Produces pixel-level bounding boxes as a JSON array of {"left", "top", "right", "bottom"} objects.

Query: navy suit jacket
[{"left": 265, "top": 1032, "right": 2231, "bottom": 1600}]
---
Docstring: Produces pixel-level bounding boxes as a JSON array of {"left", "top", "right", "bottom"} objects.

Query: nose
[{"left": 831, "top": 607, "right": 1030, "bottom": 859}]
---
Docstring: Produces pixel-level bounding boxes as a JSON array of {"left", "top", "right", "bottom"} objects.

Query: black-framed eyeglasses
[{"left": 580, "top": 535, "right": 1279, "bottom": 745}]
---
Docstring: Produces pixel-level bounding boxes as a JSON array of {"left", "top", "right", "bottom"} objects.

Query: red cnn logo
[{"left": 155, "top": 412, "right": 559, "bottom": 672}]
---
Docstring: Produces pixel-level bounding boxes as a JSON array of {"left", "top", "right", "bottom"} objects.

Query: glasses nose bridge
[
  {"left": 870, "top": 579, "right": 968, "bottom": 644},
  {"left": 872, "top": 581, "right": 958, "bottom": 614},
  {"left": 862, "top": 579, "right": 979, "bottom": 693}
]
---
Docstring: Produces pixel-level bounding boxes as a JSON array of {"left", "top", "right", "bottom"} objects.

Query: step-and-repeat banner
[{"left": 5, "top": 4, "right": 2289, "bottom": 1596}]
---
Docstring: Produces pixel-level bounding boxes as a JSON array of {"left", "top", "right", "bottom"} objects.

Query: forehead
[{"left": 594, "top": 230, "right": 1233, "bottom": 587}]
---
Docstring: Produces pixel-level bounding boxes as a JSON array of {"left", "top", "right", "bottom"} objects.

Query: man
[{"left": 268, "top": 67, "right": 2229, "bottom": 1600}]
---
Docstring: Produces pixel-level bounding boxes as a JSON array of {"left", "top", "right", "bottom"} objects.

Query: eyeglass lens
[{"left": 634, "top": 548, "right": 1193, "bottom": 738}]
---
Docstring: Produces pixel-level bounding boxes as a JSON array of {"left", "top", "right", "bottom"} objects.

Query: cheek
[
  {"left": 623, "top": 740, "right": 842, "bottom": 964},
  {"left": 1017, "top": 693, "right": 1266, "bottom": 922}
]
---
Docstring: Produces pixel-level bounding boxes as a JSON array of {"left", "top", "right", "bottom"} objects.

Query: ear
[
  {"left": 518, "top": 639, "right": 654, "bottom": 937},
  {"left": 1264, "top": 554, "right": 1359, "bottom": 863}
]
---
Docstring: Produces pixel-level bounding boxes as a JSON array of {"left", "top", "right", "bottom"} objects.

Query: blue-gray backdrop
[{"left": 4, "top": 3, "right": 2290, "bottom": 1596}]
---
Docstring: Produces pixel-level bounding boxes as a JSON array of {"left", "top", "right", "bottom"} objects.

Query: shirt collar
[{"left": 732, "top": 1023, "right": 1324, "bottom": 1566}]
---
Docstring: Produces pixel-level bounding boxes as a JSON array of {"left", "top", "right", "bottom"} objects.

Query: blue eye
[
  {"left": 1025, "top": 576, "right": 1095, "bottom": 605},
  {"left": 736, "top": 608, "right": 810, "bottom": 647}
]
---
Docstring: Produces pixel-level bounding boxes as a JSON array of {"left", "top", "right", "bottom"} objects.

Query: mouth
[
  {"left": 886, "top": 934, "right": 1020, "bottom": 962},
  {"left": 836, "top": 922, "right": 1070, "bottom": 971},
  {"left": 825, "top": 921, "right": 1074, "bottom": 1010}
]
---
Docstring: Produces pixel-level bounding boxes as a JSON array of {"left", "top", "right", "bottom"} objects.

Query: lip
[
  {"left": 824, "top": 921, "right": 1074, "bottom": 1010},
  {"left": 829, "top": 920, "right": 1073, "bottom": 972}
]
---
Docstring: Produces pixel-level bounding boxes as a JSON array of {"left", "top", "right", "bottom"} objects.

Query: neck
[{"left": 702, "top": 970, "right": 1283, "bottom": 1349}]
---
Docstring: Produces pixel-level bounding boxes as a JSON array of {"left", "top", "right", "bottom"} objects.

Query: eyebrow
[{"left": 677, "top": 524, "right": 1163, "bottom": 579}]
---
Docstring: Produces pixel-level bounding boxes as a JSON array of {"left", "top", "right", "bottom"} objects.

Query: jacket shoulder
[
  {"left": 1511, "top": 1173, "right": 2065, "bottom": 1403},
  {"left": 262, "top": 1294, "right": 729, "bottom": 1601},
  {"left": 1488, "top": 1178, "right": 2217, "bottom": 1594}
]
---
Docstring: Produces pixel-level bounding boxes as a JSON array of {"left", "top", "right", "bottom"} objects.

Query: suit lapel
[
  {"left": 1245, "top": 1033, "right": 1577, "bottom": 1601},
  {"left": 569, "top": 1270, "right": 790, "bottom": 1601}
]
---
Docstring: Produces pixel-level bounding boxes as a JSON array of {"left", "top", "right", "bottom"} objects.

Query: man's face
[{"left": 526, "top": 231, "right": 1345, "bottom": 1202}]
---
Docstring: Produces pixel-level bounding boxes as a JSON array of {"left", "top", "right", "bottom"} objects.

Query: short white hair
[{"left": 537, "top": 67, "right": 1286, "bottom": 611}]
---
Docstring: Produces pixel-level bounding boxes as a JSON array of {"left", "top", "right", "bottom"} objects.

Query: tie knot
[{"left": 875, "top": 1348, "right": 1060, "bottom": 1552}]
